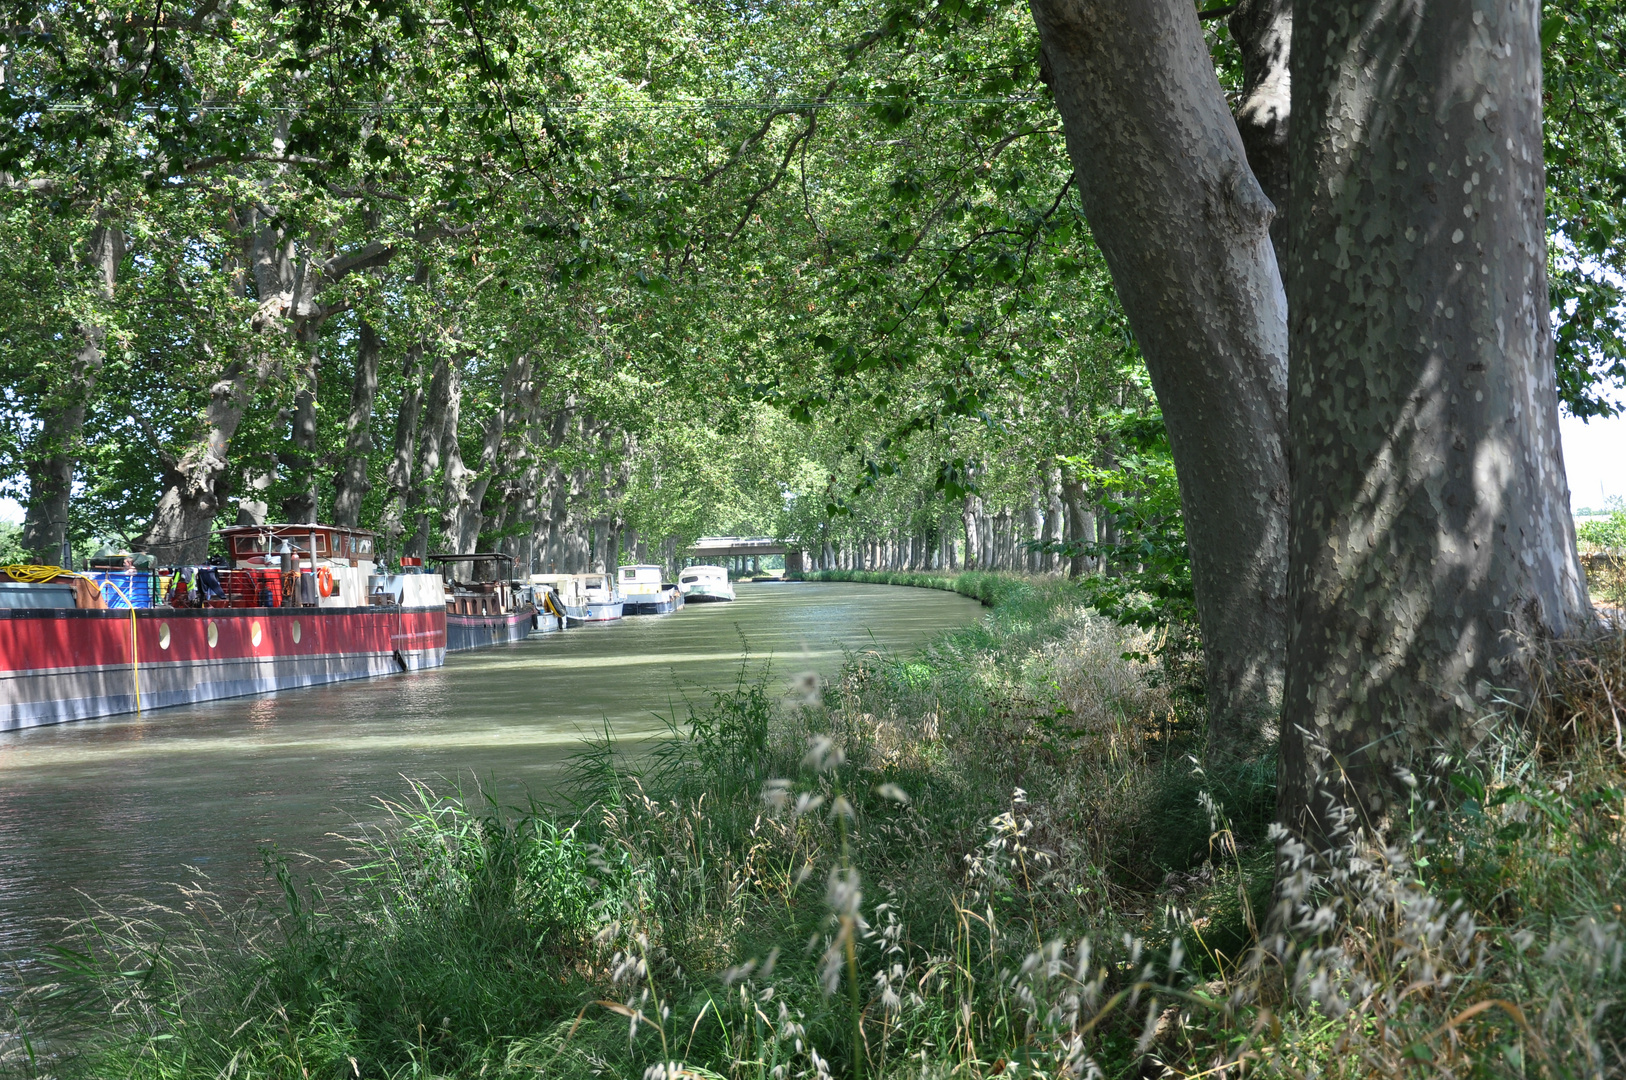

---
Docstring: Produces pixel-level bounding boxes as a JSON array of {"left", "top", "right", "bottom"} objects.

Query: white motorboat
[
  {"left": 677, "top": 564, "right": 735, "bottom": 603},
  {"left": 531, "top": 573, "right": 622, "bottom": 624},
  {"left": 619, "top": 564, "right": 680, "bottom": 615},
  {"left": 581, "top": 572, "right": 625, "bottom": 622}
]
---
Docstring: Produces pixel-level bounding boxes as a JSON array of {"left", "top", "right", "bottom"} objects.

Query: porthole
[
  {"left": 206, "top": 620, "right": 219, "bottom": 648},
  {"left": 158, "top": 622, "right": 171, "bottom": 650},
  {"left": 291, "top": 619, "right": 301, "bottom": 644},
  {"left": 250, "top": 621, "right": 263, "bottom": 647}
]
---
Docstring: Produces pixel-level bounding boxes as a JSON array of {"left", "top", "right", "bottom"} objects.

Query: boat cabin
[
  {"left": 583, "top": 573, "right": 618, "bottom": 602},
  {"left": 531, "top": 573, "right": 586, "bottom": 608},
  {"left": 618, "top": 564, "right": 665, "bottom": 596},
  {"left": 428, "top": 553, "right": 528, "bottom": 617},
  {"left": 221, "top": 524, "right": 377, "bottom": 569}
]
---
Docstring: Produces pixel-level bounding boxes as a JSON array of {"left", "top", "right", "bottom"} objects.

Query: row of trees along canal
[{"left": 4, "top": 0, "right": 1625, "bottom": 852}]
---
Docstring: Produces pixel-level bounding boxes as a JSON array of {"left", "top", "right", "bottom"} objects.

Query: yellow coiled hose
[{"left": 1, "top": 563, "right": 74, "bottom": 582}]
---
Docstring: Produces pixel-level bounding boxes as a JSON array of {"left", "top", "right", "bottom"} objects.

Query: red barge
[{"left": 0, "top": 524, "right": 447, "bottom": 732}]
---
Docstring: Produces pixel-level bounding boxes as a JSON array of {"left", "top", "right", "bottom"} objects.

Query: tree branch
[
  {"left": 179, "top": 153, "right": 332, "bottom": 175},
  {"left": 322, "top": 240, "right": 395, "bottom": 280}
]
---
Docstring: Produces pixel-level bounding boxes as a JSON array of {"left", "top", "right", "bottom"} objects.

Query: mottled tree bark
[
  {"left": 281, "top": 357, "right": 320, "bottom": 523},
  {"left": 436, "top": 356, "right": 470, "bottom": 554},
  {"left": 1229, "top": 0, "right": 1292, "bottom": 268},
  {"left": 1043, "top": 463, "right": 1065, "bottom": 573},
  {"left": 142, "top": 350, "right": 270, "bottom": 564},
  {"left": 330, "top": 319, "right": 383, "bottom": 528},
  {"left": 404, "top": 351, "right": 453, "bottom": 560},
  {"left": 234, "top": 463, "right": 274, "bottom": 527},
  {"left": 376, "top": 342, "right": 425, "bottom": 558},
  {"left": 23, "top": 224, "right": 123, "bottom": 564},
  {"left": 1278, "top": 0, "right": 1594, "bottom": 843},
  {"left": 1060, "top": 474, "right": 1091, "bottom": 578},
  {"left": 1025, "top": 487, "right": 1044, "bottom": 572},
  {"left": 961, "top": 494, "right": 983, "bottom": 570},
  {"left": 1029, "top": 0, "right": 1289, "bottom": 757},
  {"left": 459, "top": 354, "right": 532, "bottom": 552}
]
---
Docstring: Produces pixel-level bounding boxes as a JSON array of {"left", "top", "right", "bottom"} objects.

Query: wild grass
[{"left": 1, "top": 581, "right": 1621, "bottom": 1079}]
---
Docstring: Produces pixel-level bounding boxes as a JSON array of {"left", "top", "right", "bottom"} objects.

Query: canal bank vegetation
[{"left": 7, "top": 580, "right": 1624, "bottom": 1078}]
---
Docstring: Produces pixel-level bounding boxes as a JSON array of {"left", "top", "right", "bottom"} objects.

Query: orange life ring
[{"left": 316, "top": 567, "right": 334, "bottom": 598}]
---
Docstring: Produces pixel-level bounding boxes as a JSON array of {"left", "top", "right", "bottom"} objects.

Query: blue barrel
[{"left": 88, "top": 570, "right": 157, "bottom": 609}]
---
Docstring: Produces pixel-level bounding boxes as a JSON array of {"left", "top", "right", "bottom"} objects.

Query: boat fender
[
  {"left": 392, "top": 648, "right": 409, "bottom": 671},
  {"left": 316, "top": 567, "right": 334, "bottom": 598}
]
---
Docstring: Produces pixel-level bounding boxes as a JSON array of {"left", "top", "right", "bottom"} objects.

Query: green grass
[
  {"left": 3, "top": 581, "right": 1622, "bottom": 1078},
  {"left": 794, "top": 567, "right": 1032, "bottom": 608}
]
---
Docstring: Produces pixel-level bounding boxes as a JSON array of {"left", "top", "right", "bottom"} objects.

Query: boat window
[
  {"left": 234, "top": 536, "right": 269, "bottom": 554},
  {"left": 680, "top": 575, "right": 697, "bottom": 583},
  {"left": 355, "top": 537, "right": 373, "bottom": 555}
]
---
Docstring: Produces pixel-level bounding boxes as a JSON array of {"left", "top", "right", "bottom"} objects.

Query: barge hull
[
  {"left": 0, "top": 605, "right": 446, "bottom": 732},
  {"left": 570, "top": 601, "right": 624, "bottom": 625},
  {"left": 623, "top": 597, "right": 677, "bottom": 616},
  {"left": 446, "top": 608, "right": 538, "bottom": 652}
]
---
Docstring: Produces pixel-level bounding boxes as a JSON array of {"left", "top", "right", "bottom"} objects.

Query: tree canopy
[{"left": 2, "top": 0, "right": 1619, "bottom": 573}]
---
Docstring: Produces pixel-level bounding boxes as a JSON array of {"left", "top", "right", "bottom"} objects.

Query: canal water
[{"left": 0, "top": 582, "right": 980, "bottom": 958}]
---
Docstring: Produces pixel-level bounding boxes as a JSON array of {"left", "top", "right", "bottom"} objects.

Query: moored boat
[
  {"left": 530, "top": 582, "right": 566, "bottom": 636},
  {"left": 581, "top": 572, "right": 625, "bottom": 623},
  {"left": 619, "top": 564, "right": 680, "bottom": 615},
  {"left": 0, "top": 523, "right": 447, "bottom": 732},
  {"left": 530, "top": 574, "right": 588, "bottom": 624},
  {"left": 428, "top": 553, "right": 545, "bottom": 651},
  {"left": 677, "top": 565, "right": 735, "bottom": 603}
]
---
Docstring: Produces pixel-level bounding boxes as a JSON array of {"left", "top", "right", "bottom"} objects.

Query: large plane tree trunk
[
  {"left": 281, "top": 353, "right": 321, "bottom": 523},
  {"left": 438, "top": 355, "right": 472, "bottom": 553},
  {"left": 1228, "top": 0, "right": 1292, "bottom": 269},
  {"left": 459, "top": 353, "right": 532, "bottom": 552},
  {"left": 1277, "top": 0, "right": 1594, "bottom": 845},
  {"left": 142, "top": 352, "right": 267, "bottom": 564},
  {"left": 1060, "top": 473, "right": 1092, "bottom": 578},
  {"left": 961, "top": 494, "right": 982, "bottom": 570},
  {"left": 1029, "top": 0, "right": 1289, "bottom": 758},
  {"left": 330, "top": 318, "right": 383, "bottom": 528},
  {"left": 23, "top": 223, "right": 123, "bottom": 565},
  {"left": 404, "top": 351, "right": 453, "bottom": 560},
  {"left": 376, "top": 342, "right": 425, "bottom": 559}
]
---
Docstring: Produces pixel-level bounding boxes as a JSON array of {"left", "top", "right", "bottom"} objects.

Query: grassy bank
[
  {"left": 792, "top": 568, "right": 1027, "bottom": 608},
  {"left": 4, "top": 582, "right": 1623, "bottom": 1078}
]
